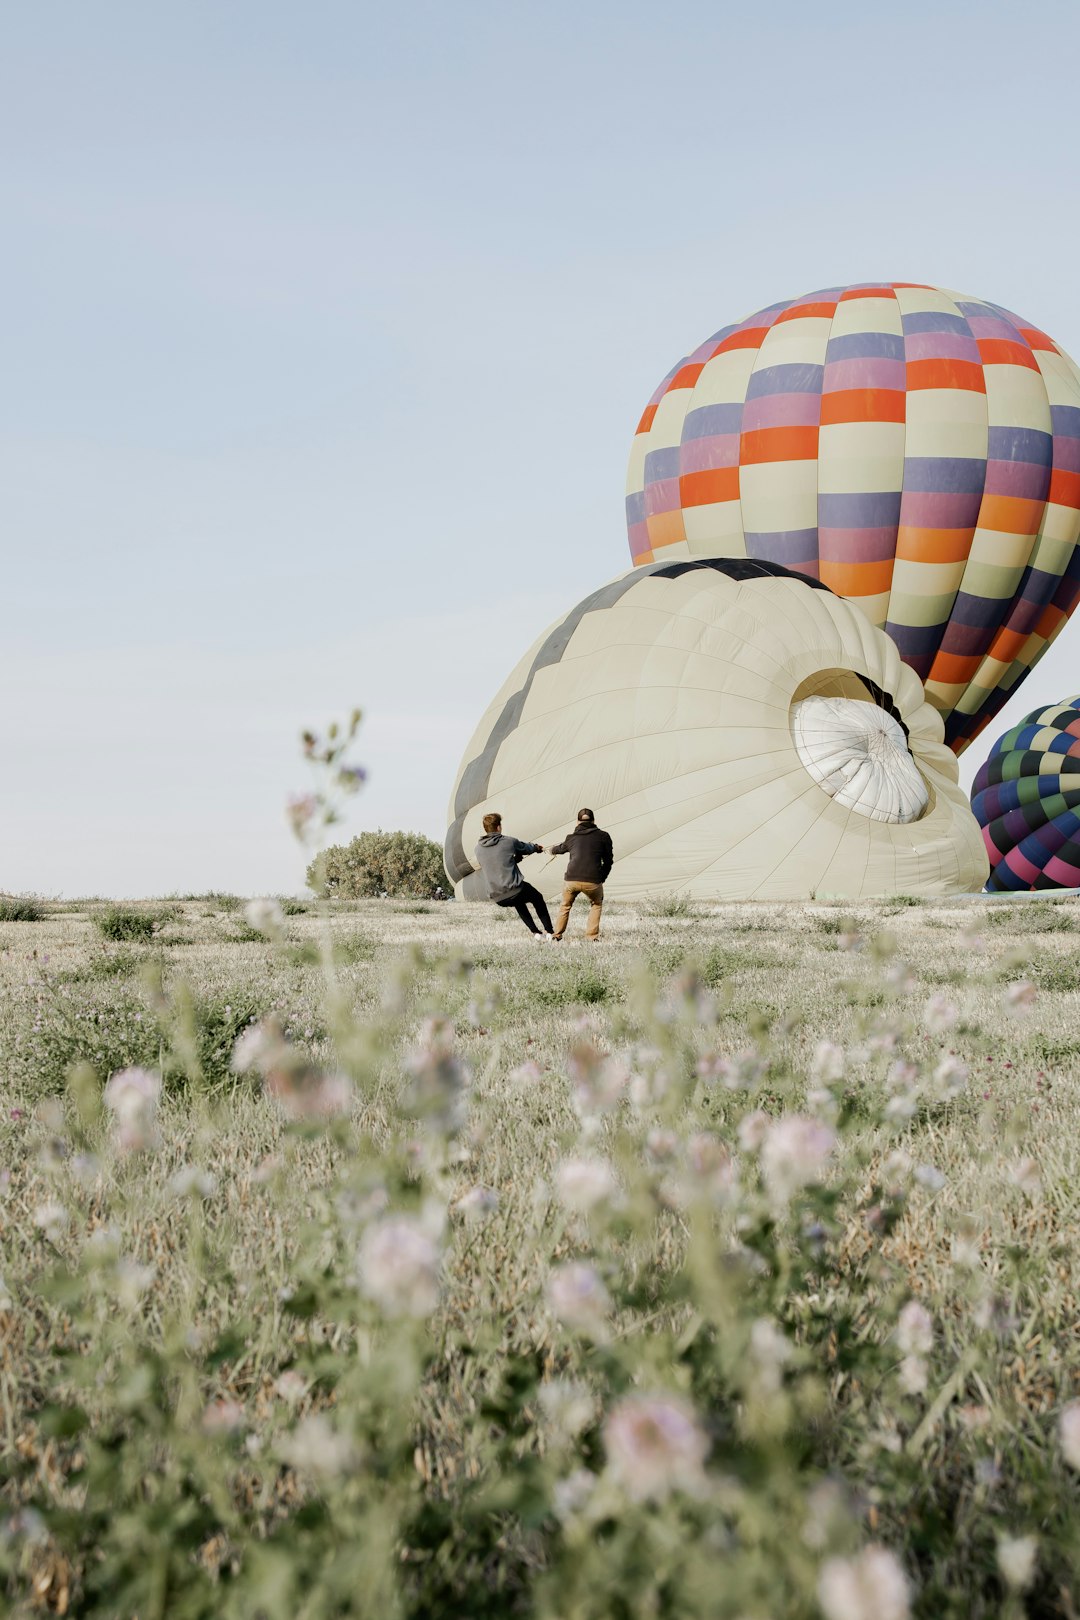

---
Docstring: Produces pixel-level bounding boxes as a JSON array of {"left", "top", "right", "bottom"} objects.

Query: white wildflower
[
  {"left": 818, "top": 1545, "right": 910, "bottom": 1620},
  {"left": 453, "top": 1185, "right": 499, "bottom": 1222},
  {"left": 923, "top": 993, "right": 959, "bottom": 1034},
  {"left": 539, "top": 1380, "right": 595, "bottom": 1438},
  {"left": 552, "top": 1468, "right": 597, "bottom": 1521},
  {"left": 811, "top": 1041, "right": 846, "bottom": 1084},
  {"left": 335, "top": 1185, "right": 389, "bottom": 1227},
  {"left": 628, "top": 1061, "right": 671, "bottom": 1110},
  {"left": 70, "top": 1151, "right": 101, "bottom": 1186},
  {"left": 914, "top": 1163, "right": 946, "bottom": 1192},
  {"left": 32, "top": 1200, "right": 68, "bottom": 1240},
  {"left": 898, "top": 1356, "right": 927, "bottom": 1395},
  {"left": 0, "top": 1275, "right": 12, "bottom": 1310},
  {"left": 1059, "top": 1402, "right": 1080, "bottom": 1469},
  {"left": 697, "top": 1049, "right": 767, "bottom": 1091},
  {"left": 274, "top": 1370, "right": 307, "bottom": 1403},
  {"left": 684, "top": 1132, "right": 739, "bottom": 1203},
  {"left": 759, "top": 1116, "right": 835, "bottom": 1204},
  {"left": 887, "top": 1059, "right": 918, "bottom": 1092},
  {"left": 244, "top": 897, "right": 284, "bottom": 935},
  {"left": 867, "top": 1023, "right": 901, "bottom": 1055},
  {"left": 1008, "top": 1156, "right": 1041, "bottom": 1196},
  {"left": 737, "top": 1109, "right": 770, "bottom": 1152},
  {"left": 931, "top": 1055, "right": 968, "bottom": 1100},
  {"left": 802, "top": 1478, "right": 850, "bottom": 1550},
  {"left": 882, "top": 1150, "right": 912, "bottom": 1185},
  {"left": 884, "top": 1088, "right": 918, "bottom": 1123},
  {"left": 546, "top": 1262, "right": 611, "bottom": 1338},
  {"left": 1004, "top": 980, "right": 1036, "bottom": 1016},
  {"left": 201, "top": 1398, "right": 244, "bottom": 1435},
  {"left": 604, "top": 1393, "right": 708, "bottom": 1503},
  {"left": 555, "top": 1156, "right": 617, "bottom": 1214},
  {"left": 896, "top": 1300, "right": 933, "bottom": 1356},
  {"left": 168, "top": 1165, "right": 218, "bottom": 1199},
  {"left": 285, "top": 793, "right": 319, "bottom": 839},
  {"left": 115, "top": 1258, "right": 156, "bottom": 1308},
  {"left": 749, "top": 1317, "right": 791, "bottom": 1395},
  {"left": 806, "top": 1085, "right": 839, "bottom": 1122},
  {"left": 103, "top": 1067, "right": 161, "bottom": 1152},
  {"left": 645, "top": 1128, "right": 678, "bottom": 1165},
  {"left": 230, "top": 1020, "right": 286, "bottom": 1076},
  {"left": 568, "top": 1042, "right": 628, "bottom": 1117},
  {"left": 280, "top": 1413, "right": 360, "bottom": 1478},
  {"left": 266, "top": 1067, "right": 352, "bottom": 1122},
  {"left": 997, "top": 1534, "right": 1037, "bottom": 1592},
  {"left": 884, "top": 960, "right": 917, "bottom": 993},
  {"left": 84, "top": 1224, "right": 121, "bottom": 1257},
  {"left": 1, "top": 1508, "right": 47, "bottom": 1544},
  {"left": 357, "top": 1216, "right": 441, "bottom": 1318},
  {"left": 403, "top": 1017, "right": 470, "bottom": 1133},
  {"left": 951, "top": 1221, "right": 982, "bottom": 1268}
]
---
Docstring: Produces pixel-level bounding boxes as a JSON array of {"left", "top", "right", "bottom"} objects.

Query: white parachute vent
[{"left": 791, "top": 695, "right": 928, "bottom": 824}]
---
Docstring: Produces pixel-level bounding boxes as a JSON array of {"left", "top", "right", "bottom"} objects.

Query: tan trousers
[{"left": 555, "top": 880, "right": 604, "bottom": 939}]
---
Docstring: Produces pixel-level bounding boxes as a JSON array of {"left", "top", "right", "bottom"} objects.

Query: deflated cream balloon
[{"left": 445, "top": 560, "right": 988, "bottom": 900}]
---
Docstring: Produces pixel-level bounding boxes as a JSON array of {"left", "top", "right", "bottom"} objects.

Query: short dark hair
[
  {"left": 577, "top": 808, "right": 594, "bottom": 823},
  {"left": 482, "top": 812, "right": 502, "bottom": 835}
]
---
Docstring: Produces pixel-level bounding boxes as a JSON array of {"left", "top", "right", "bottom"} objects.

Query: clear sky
[{"left": 5, "top": 0, "right": 1080, "bottom": 896}]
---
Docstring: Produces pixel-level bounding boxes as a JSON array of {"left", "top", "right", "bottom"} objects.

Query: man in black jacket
[{"left": 550, "top": 808, "right": 613, "bottom": 941}]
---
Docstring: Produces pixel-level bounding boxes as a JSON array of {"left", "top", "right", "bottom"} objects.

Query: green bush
[
  {"left": 288, "top": 931, "right": 376, "bottom": 968},
  {"left": 12, "top": 981, "right": 165, "bottom": 1095},
  {"left": 68, "top": 948, "right": 145, "bottom": 983},
  {"left": 0, "top": 894, "right": 44, "bottom": 921},
  {"left": 1026, "top": 954, "right": 1080, "bottom": 993},
  {"left": 646, "top": 891, "right": 698, "bottom": 918},
  {"left": 534, "top": 965, "right": 616, "bottom": 1006},
  {"left": 309, "top": 830, "right": 450, "bottom": 900},
  {"left": 96, "top": 907, "right": 158, "bottom": 942},
  {"left": 988, "top": 900, "right": 1075, "bottom": 932},
  {"left": 6, "top": 971, "right": 267, "bottom": 1099}
]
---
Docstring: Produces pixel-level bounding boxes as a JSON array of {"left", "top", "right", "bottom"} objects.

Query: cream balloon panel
[{"left": 444, "top": 563, "right": 989, "bottom": 901}]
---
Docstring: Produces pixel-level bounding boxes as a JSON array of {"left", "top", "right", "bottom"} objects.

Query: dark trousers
[{"left": 497, "top": 881, "right": 553, "bottom": 934}]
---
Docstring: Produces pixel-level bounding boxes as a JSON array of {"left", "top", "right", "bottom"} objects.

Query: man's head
[
  {"left": 482, "top": 812, "right": 503, "bottom": 835},
  {"left": 577, "top": 808, "right": 595, "bottom": 824}
]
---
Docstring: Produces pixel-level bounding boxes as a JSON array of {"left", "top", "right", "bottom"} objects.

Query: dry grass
[{"left": 4, "top": 894, "right": 1080, "bottom": 1615}]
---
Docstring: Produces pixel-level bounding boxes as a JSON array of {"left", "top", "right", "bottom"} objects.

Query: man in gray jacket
[{"left": 474, "top": 812, "right": 557, "bottom": 941}]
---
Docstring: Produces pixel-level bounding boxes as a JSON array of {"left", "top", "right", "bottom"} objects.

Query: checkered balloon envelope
[{"left": 626, "top": 283, "right": 1080, "bottom": 755}]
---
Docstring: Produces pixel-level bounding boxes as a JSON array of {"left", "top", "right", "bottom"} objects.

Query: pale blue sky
[{"left": 5, "top": 0, "right": 1080, "bottom": 895}]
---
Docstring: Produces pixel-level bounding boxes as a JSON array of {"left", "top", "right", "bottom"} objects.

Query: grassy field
[{"left": 3, "top": 892, "right": 1080, "bottom": 1617}]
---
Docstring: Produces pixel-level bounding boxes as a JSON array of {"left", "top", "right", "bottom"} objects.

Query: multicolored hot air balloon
[
  {"left": 971, "top": 697, "right": 1080, "bottom": 890},
  {"left": 445, "top": 560, "right": 988, "bottom": 902},
  {"left": 625, "top": 283, "right": 1080, "bottom": 754}
]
